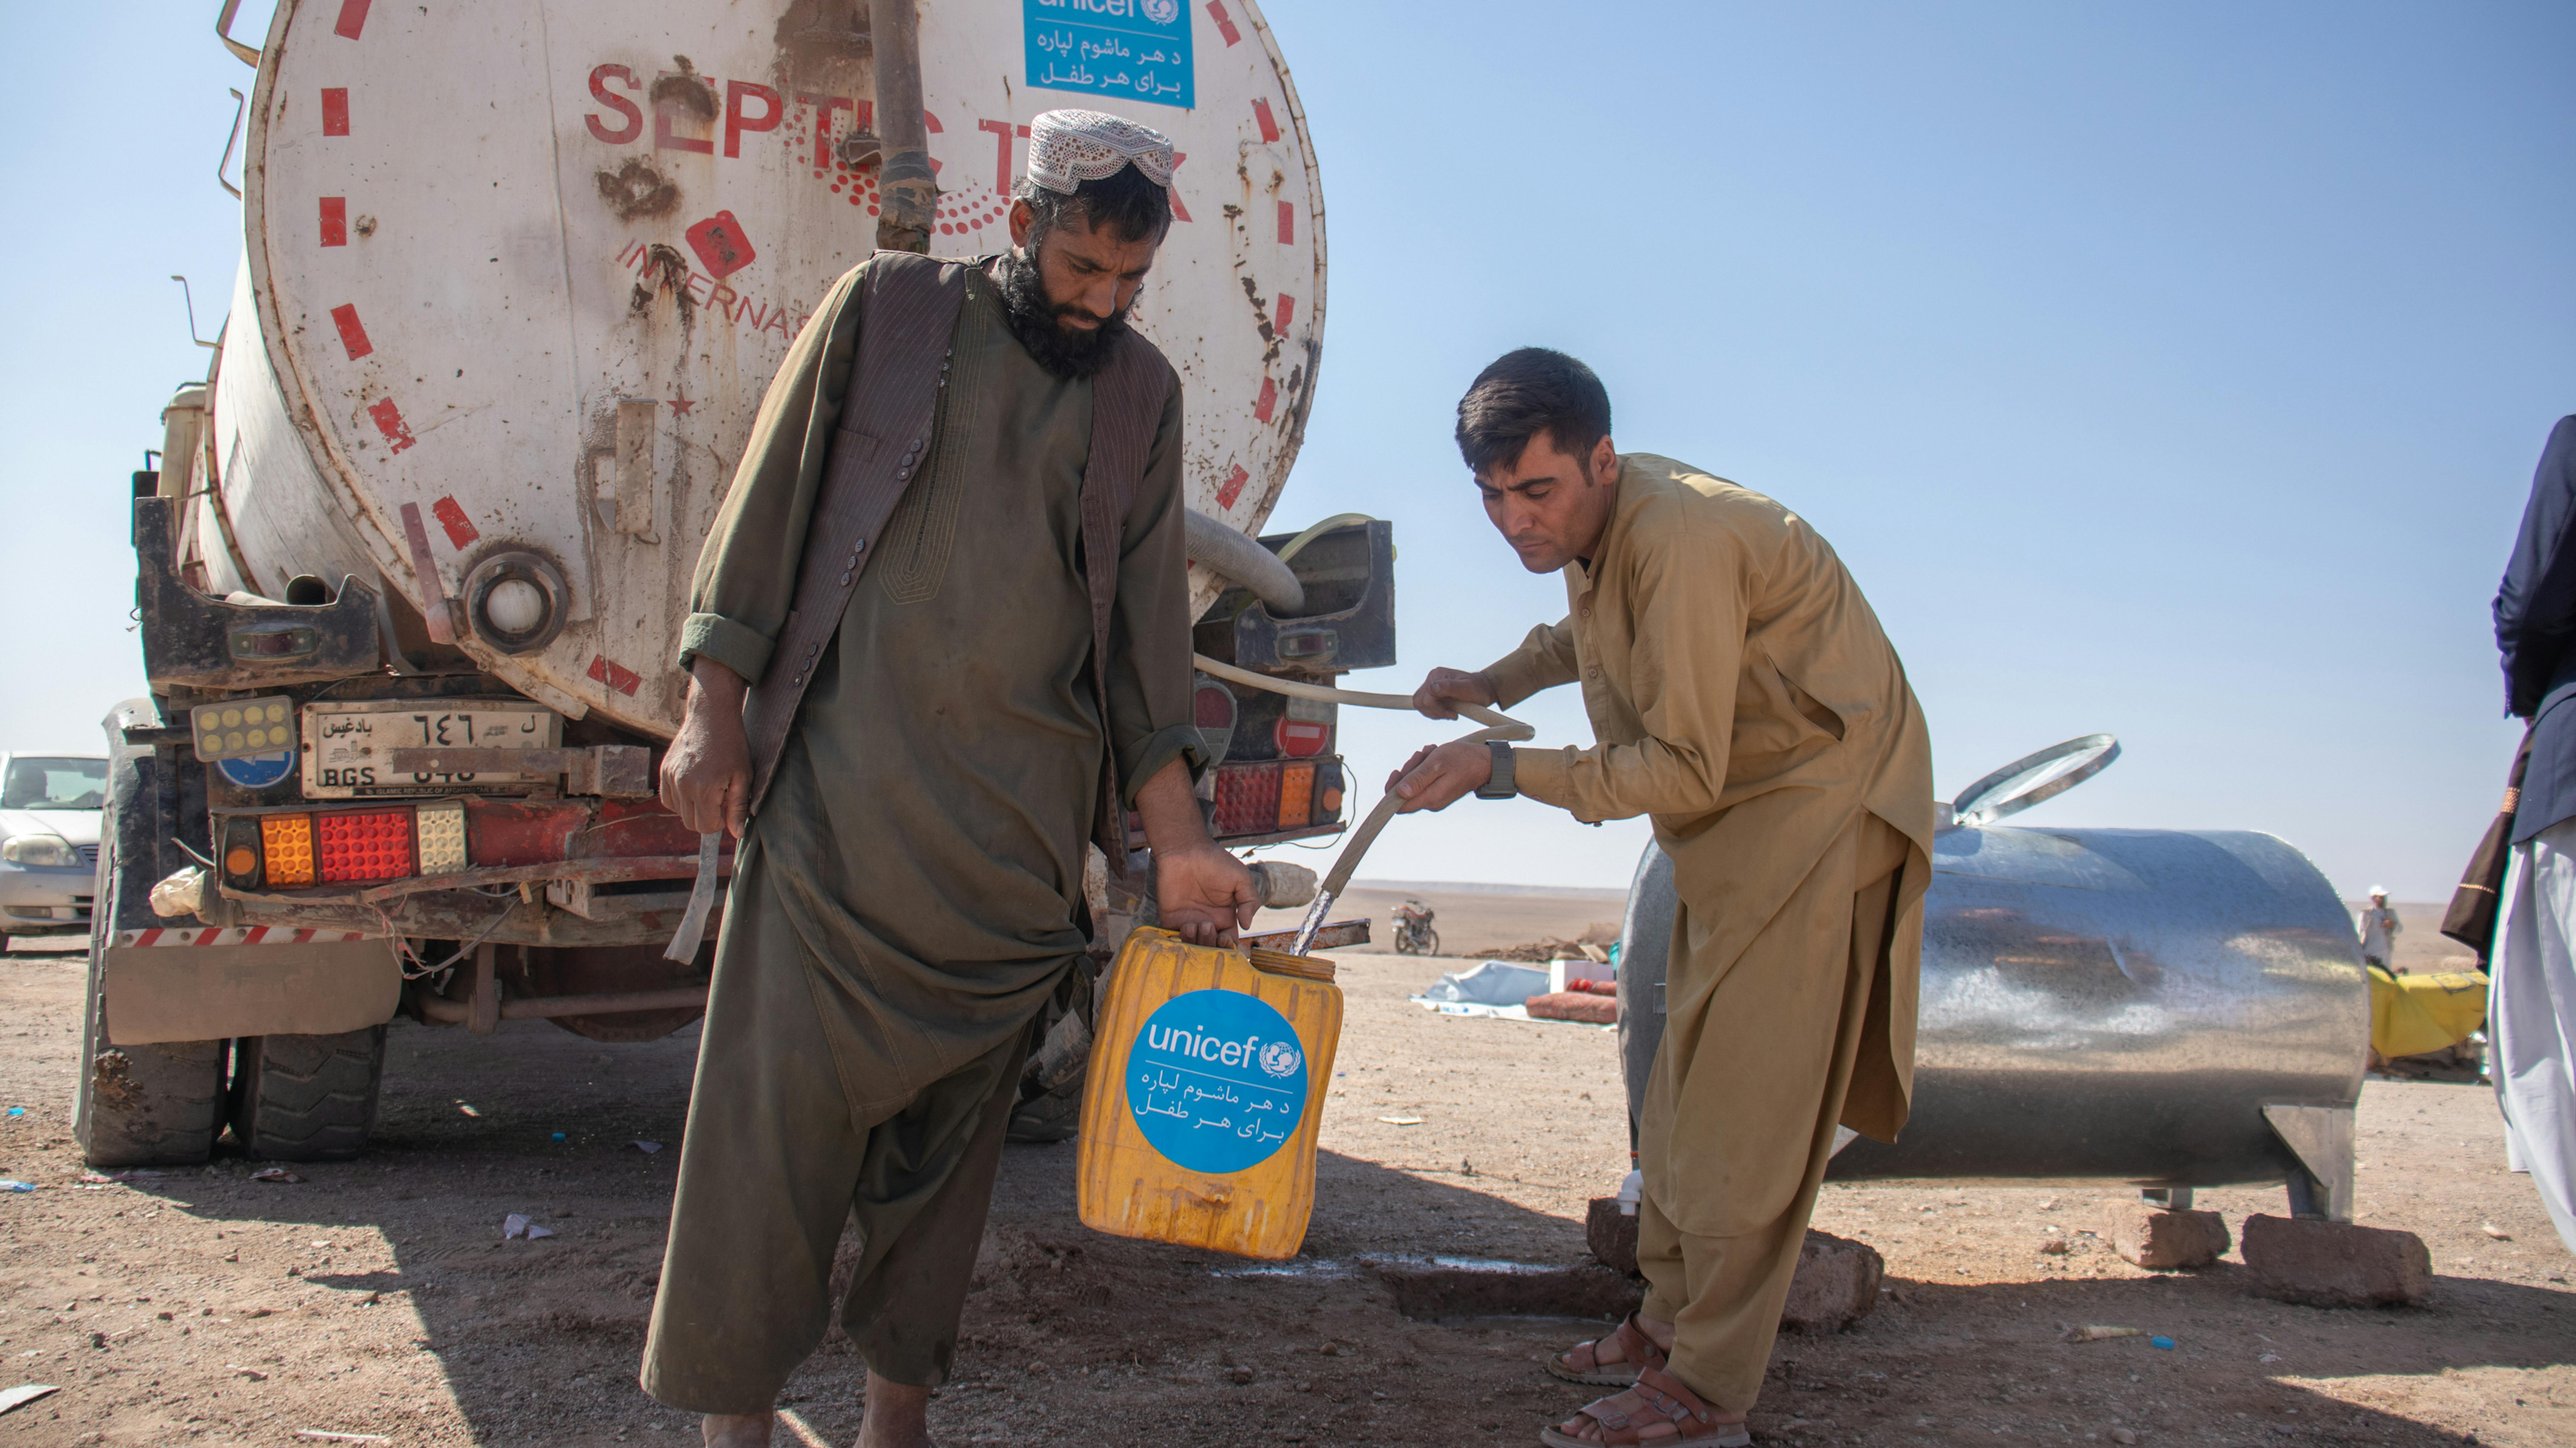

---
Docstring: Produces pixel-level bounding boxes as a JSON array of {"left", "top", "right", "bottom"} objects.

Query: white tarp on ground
[
  {"left": 1407, "top": 960, "right": 1611, "bottom": 1028},
  {"left": 1413, "top": 960, "right": 1549, "bottom": 1007}
]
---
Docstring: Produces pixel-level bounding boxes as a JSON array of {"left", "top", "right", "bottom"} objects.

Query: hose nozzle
[{"left": 1286, "top": 890, "right": 1338, "bottom": 958}]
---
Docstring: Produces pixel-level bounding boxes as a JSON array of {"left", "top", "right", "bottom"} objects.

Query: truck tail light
[
  {"left": 415, "top": 800, "right": 467, "bottom": 874},
  {"left": 260, "top": 814, "right": 317, "bottom": 887},
  {"left": 219, "top": 816, "right": 266, "bottom": 890},
  {"left": 316, "top": 808, "right": 415, "bottom": 884},
  {"left": 1213, "top": 763, "right": 1280, "bottom": 836},
  {"left": 1210, "top": 757, "right": 1347, "bottom": 838},
  {"left": 1278, "top": 763, "right": 1316, "bottom": 831}
]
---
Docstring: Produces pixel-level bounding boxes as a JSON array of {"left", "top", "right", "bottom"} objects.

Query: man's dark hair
[
  {"left": 1013, "top": 163, "right": 1173, "bottom": 246},
  {"left": 1454, "top": 348, "right": 1613, "bottom": 477}
]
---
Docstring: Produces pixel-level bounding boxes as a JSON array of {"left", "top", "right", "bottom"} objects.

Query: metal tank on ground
[{"left": 1615, "top": 736, "right": 2368, "bottom": 1219}]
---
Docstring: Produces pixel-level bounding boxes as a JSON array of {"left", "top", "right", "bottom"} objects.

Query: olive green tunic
[
  {"left": 679, "top": 256, "right": 1202, "bottom": 1116},
  {"left": 641, "top": 257, "right": 1202, "bottom": 1410}
]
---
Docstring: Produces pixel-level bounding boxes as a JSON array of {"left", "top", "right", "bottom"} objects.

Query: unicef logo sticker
[
  {"left": 1127, "top": 989, "right": 1310, "bottom": 1175},
  {"left": 1141, "top": 0, "right": 1180, "bottom": 24}
]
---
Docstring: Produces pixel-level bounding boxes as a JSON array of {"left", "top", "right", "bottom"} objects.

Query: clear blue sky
[{"left": 4, "top": 3, "right": 2568, "bottom": 899}]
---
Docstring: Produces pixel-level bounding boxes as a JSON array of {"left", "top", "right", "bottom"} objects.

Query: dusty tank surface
[{"left": 191, "top": 0, "right": 1325, "bottom": 735}]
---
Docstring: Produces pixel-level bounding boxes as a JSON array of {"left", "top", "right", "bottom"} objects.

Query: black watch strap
[{"left": 1475, "top": 740, "right": 1517, "bottom": 800}]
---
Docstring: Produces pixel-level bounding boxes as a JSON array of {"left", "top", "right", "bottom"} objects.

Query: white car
[{"left": 0, "top": 754, "right": 106, "bottom": 951}]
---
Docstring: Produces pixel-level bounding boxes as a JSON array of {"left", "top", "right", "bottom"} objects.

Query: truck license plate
[{"left": 299, "top": 701, "right": 562, "bottom": 798}]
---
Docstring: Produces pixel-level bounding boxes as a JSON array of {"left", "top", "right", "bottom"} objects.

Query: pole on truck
[{"left": 868, "top": 0, "right": 936, "bottom": 254}]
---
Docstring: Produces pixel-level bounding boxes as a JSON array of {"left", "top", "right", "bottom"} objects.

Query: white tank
[{"left": 197, "top": 0, "right": 1324, "bottom": 737}]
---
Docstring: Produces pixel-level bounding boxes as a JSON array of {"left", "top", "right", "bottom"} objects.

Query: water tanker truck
[{"left": 84, "top": 0, "right": 1375, "bottom": 1166}]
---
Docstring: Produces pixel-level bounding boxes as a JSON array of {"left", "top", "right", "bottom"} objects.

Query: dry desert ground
[{"left": 0, "top": 898, "right": 2566, "bottom": 1446}]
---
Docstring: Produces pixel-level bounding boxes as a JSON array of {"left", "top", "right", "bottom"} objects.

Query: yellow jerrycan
[{"left": 1077, "top": 928, "right": 1343, "bottom": 1259}]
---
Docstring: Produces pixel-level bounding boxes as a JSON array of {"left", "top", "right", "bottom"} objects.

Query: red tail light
[
  {"left": 316, "top": 807, "right": 416, "bottom": 884},
  {"left": 1213, "top": 764, "right": 1282, "bottom": 836}
]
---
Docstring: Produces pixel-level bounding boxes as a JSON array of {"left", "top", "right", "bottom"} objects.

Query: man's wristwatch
[{"left": 1475, "top": 741, "right": 1517, "bottom": 800}]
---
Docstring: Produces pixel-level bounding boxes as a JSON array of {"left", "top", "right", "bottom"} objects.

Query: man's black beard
[{"left": 998, "top": 245, "right": 1132, "bottom": 380}]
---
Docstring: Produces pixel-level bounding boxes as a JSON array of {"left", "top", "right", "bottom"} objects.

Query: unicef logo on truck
[{"left": 1127, "top": 989, "right": 1307, "bottom": 1175}]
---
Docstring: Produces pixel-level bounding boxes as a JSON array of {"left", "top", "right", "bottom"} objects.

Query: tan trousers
[
  {"left": 638, "top": 870, "right": 1030, "bottom": 1414},
  {"left": 1637, "top": 813, "right": 1908, "bottom": 1412}
]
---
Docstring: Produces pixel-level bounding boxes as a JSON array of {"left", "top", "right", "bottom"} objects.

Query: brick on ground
[
  {"left": 2240, "top": 1213, "right": 2431, "bottom": 1307},
  {"left": 2100, "top": 1199, "right": 2231, "bottom": 1269}
]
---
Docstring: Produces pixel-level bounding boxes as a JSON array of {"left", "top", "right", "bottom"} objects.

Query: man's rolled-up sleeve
[
  {"left": 675, "top": 264, "right": 873, "bottom": 684},
  {"left": 1108, "top": 381, "right": 1209, "bottom": 805},
  {"left": 1511, "top": 526, "right": 1744, "bottom": 823}
]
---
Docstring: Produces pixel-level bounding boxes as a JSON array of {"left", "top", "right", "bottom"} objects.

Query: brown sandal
[
  {"left": 1538, "top": 1362, "right": 1750, "bottom": 1447},
  {"left": 1544, "top": 1313, "right": 1667, "bottom": 1387}
]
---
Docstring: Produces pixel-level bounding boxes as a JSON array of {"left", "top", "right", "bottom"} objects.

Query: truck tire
[
  {"left": 229, "top": 1028, "right": 387, "bottom": 1161},
  {"left": 75, "top": 735, "right": 227, "bottom": 1168},
  {"left": 75, "top": 1007, "right": 227, "bottom": 1167}
]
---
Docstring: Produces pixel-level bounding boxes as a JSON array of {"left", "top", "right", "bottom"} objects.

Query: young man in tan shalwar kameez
[{"left": 1390, "top": 348, "right": 1934, "bottom": 1447}]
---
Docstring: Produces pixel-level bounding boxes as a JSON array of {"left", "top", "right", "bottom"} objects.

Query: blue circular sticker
[
  {"left": 1126, "top": 988, "right": 1309, "bottom": 1175},
  {"left": 219, "top": 750, "right": 296, "bottom": 789}
]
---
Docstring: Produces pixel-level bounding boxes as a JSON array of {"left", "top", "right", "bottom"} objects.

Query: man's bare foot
[
  {"left": 856, "top": 1372, "right": 934, "bottom": 1448},
  {"left": 702, "top": 1412, "right": 774, "bottom": 1447}
]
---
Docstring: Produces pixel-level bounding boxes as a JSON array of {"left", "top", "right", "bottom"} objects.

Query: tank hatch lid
[{"left": 1950, "top": 733, "right": 2120, "bottom": 828}]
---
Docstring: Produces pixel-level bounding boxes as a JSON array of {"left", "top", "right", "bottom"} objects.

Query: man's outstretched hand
[
  {"left": 1411, "top": 666, "right": 1498, "bottom": 720},
  {"left": 661, "top": 659, "right": 752, "bottom": 839},
  {"left": 1155, "top": 841, "right": 1261, "bottom": 948}
]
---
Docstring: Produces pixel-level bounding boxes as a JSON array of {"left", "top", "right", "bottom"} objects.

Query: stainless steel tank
[{"left": 1615, "top": 737, "right": 2367, "bottom": 1216}]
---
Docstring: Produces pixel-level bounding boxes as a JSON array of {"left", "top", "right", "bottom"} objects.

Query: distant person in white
[
  {"left": 2490, "top": 413, "right": 2576, "bottom": 1255},
  {"left": 2358, "top": 887, "right": 2401, "bottom": 971}
]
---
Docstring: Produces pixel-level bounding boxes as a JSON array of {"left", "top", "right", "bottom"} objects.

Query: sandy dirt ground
[{"left": 0, "top": 895, "right": 2568, "bottom": 1447}]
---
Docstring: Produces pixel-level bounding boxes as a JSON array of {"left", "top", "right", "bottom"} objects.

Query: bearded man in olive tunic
[{"left": 645, "top": 112, "right": 1258, "bottom": 1448}]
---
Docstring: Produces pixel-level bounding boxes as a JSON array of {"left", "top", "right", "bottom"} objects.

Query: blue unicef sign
[
  {"left": 1127, "top": 988, "right": 1307, "bottom": 1174},
  {"left": 1024, "top": 0, "right": 1196, "bottom": 110}
]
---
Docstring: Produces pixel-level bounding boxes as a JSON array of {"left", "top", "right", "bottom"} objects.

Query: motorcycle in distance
[{"left": 1391, "top": 899, "right": 1439, "bottom": 956}]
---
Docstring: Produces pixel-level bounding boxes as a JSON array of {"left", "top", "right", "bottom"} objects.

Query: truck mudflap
[
  {"left": 134, "top": 496, "right": 381, "bottom": 690},
  {"left": 101, "top": 930, "right": 398, "bottom": 1047}
]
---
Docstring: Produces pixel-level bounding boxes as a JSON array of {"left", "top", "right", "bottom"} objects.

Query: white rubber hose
[
  {"left": 1183, "top": 509, "right": 1305, "bottom": 616},
  {"left": 1192, "top": 652, "right": 1533, "bottom": 952},
  {"left": 1273, "top": 512, "right": 1380, "bottom": 563}
]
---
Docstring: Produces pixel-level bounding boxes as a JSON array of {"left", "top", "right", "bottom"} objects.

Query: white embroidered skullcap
[{"left": 1025, "top": 109, "right": 1175, "bottom": 194}]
